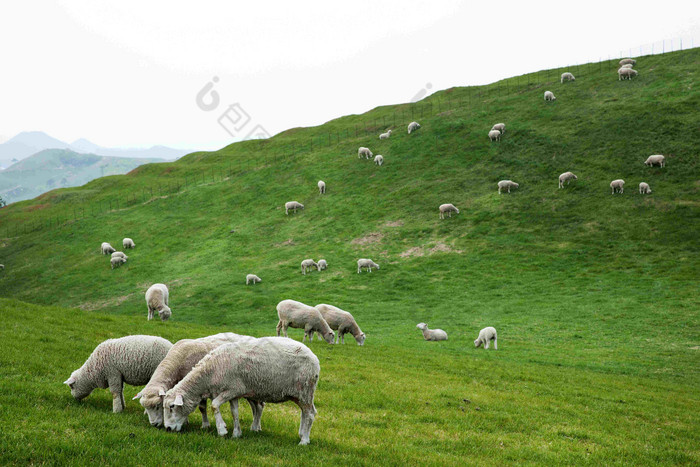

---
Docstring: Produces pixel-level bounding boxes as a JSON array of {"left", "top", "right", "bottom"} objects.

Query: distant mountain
[{"left": 0, "top": 149, "right": 163, "bottom": 203}]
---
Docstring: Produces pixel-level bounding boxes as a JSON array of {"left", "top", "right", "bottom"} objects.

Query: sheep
[
  {"left": 379, "top": 130, "right": 392, "bottom": 140},
  {"left": 645, "top": 155, "right": 666, "bottom": 168},
  {"left": 416, "top": 323, "right": 448, "bottom": 341},
  {"left": 491, "top": 123, "right": 506, "bottom": 134},
  {"left": 317, "top": 259, "right": 328, "bottom": 271},
  {"left": 133, "top": 333, "right": 264, "bottom": 429},
  {"left": 488, "top": 129, "right": 501, "bottom": 142},
  {"left": 620, "top": 63, "right": 634, "bottom": 69},
  {"left": 619, "top": 58, "right": 636, "bottom": 66},
  {"left": 64, "top": 335, "right": 173, "bottom": 413},
  {"left": 374, "top": 155, "right": 384, "bottom": 166},
  {"left": 276, "top": 299, "right": 335, "bottom": 344},
  {"left": 285, "top": 201, "right": 305, "bottom": 215},
  {"left": 145, "top": 283, "right": 171, "bottom": 321},
  {"left": 439, "top": 203, "right": 460, "bottom": 219},
  {"left": 560, "top": 72, "right": 575, "bottom": 83},
  {"left": 618, "top": 68, "right": 638, "bottom": 80},
  {"left": 163, "top": 337, "right": 320, "bottom": 445},
  {"left": 357, "top": 258, "right": 380, "bottom": 274},
  {"left": 318, "top": 180, "right": 326, "bottom": 194},
  {"left": 111, "top": 256, "right": 127, "bottom": 269},
  {"left": 111, "top": 251, "right": 128, "bottom": 260},
  {"left": 498, "top": 180, "right": 520, "bottom": 194},
  {"left": 558, "top": 172, "right": 578, "bottom": 189},
  {"left": 544, "top": 91, "right": 556, "bottom": 101},
  {"left": 0, "top": 264, "right": 4, "bottom": 270},
  {"left": 610, "top": 179, "right": 625, "bottom": 194},
  {"left": 408, "top": 121, "right": 421, "bottom": 134},
  {"left": 123, "top": 238, "right": 135, "bottom": 249},
  {"left": 474, "top": 327, "right": 497, "bottom": 349},
  {"left": 313, "top": 304, "right": 366, "bottom": 345},
  {"left": 639, "top": 182, "right": 652, "bottom": 194},
  {"left": 300, "top": 259, "right": 319, "bottom": 275},
  {"left": 246, "top": 274, "right": 262, "bottom": 285},
  {"left": 101, "top": 242, "right": 116, "bottom": 255},
  {"left": 358, "top": 147, "right": 373, "bottom": 159}
]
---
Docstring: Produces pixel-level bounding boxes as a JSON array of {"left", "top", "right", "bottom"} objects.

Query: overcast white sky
[{"left": 1, "top": 1, "right": 698, "bottom": 150}]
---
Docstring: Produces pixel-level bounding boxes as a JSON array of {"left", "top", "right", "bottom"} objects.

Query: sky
[{"left": 1, "top": 1, "right": 698, "bottom": 150}]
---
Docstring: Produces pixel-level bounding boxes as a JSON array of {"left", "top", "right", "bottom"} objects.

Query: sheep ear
[
  {"left": 132, "top": 392, "right": 142, "bottom": 400},
  {"left": 174, "top": 394, "right": 184, "bottom": 406},
  {"left": 158, "top": 389, "right": 167, "bottom": 397},
  {"left": 64, "top": 377, "right": 76, "bottom": 386}
]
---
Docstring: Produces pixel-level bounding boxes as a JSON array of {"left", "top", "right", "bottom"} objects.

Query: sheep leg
[
  {"left": 298, "top": 402, "right": 317, "bottom": 446},
  {"left": 108, "top": 374, "right": 125, "bottom": 413},
  {"left": 485, "top": 339, "right": 490, "bottom": 350},
  {"left": 211, "top": 395, "right": 229, "bottom": 436},
  {"left": 199, "top": 399, "right": 210, "bottom": 429},
  {"left": 229, "top": 399, "right": 242, "bottom": 438},
  {"left": 248, "top": 399, "right": 264, "bottom": 432},
  {"left": 147, "top": 308, "right": 154, "bottom": 320},
  {"left": 341, "top": 333, "right": 345, "bottom": 345},
  {"left": 494, "top": 337, "right": 498, "bottom": 350}
]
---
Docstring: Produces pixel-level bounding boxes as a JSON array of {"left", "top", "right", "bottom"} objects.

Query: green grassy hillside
[{"left": 0, "top": 49, "right": 699, "bottom": 465}]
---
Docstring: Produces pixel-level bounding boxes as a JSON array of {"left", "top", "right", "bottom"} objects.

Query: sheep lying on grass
[
  {"left": 111, "top": 256, "right": 127, "bottom": 269},
  {"left": 301, "top": 259, "right": 319, "bottom": 275},
  {"left": 246, "top": 274, "right": 261, "bottom": 285},
  {"left": 374, "top": 155, "right": 384, "bottom": 166},
  {"left": 488, "top": 130, "right": 501, "bottom": 142},
  {"left": 313, "top": 304, "right": 365, "bottom": 345},
  {"left": 620, "top": 64, "right": 634, "bottom": 69},
  {"left": 474, "top": 327, "right": 497, "bottom": 349},
  {"left": 317, "top": 259, "right": 327, "bottom": 271},
  {"left": 357, "top": 258, "right": 380, "bottom": 273},
  {"left": 111, "top": 251, "right": 128, "bottom": 260},
  {"left": 123, "top": 238, "right": 135, "bottom": 249},
  {"left": 358, "top": 147, "right": 373, "bottom": 159},
  {"left": 439, "top": 203, "right": 459, "bottom": 219},
  {"left": 146, "top": 283, "right": 171, "bottom": 321},
  {"left": 544, "top": 91, "right": 556, "bottom": 101},
  {"left": 618, "top": 68, "right": 638, "bottom": 80},
  {"left": 101, "top": 242, "right": 116, "bottom": 255},
  {"left": 416, "top": 323, "right": 447, "bottom": 341},
  {"left": 285, "top": 201, "right": 304, "bottom": 215},
  {"left": 610, "top": 179, "right": 625, "bottom": 194},
  {"left": 639, "top": 182, "right": 652, "bottom": 194},
  {"left": 276, "top": 299, "right": 335, "bottom": 344},
  {"left": 379, "top": 130, "right": 392, "bottom": 140},
  {"left": 408, "top": 121, "right": 421, "bottom": 134},
  {"left": 558, "top": 172, "right": 578, "bottom": 188},
  {"left": 64, "top": 335, "right": 172, "bottom": 413},
  {"left": 645, "top": 155, "right": 665, "bottom": 167},
  {"left": 560, "top": 72, "right": 575, "bottom": 83},
  {"left": 498, "top": 180, "right": 519, "bottom": 194},
  {"left": 318, "top": 180, "right": 326, "bottom": 194}
]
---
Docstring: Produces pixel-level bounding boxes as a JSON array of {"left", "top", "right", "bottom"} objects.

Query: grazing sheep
[
  {"left": 408, "top": 121, "right": 421, "bottom": 134},
  {"left": 416, "top": 323, "right": 448, "bottom": 341},
  {"left": 488, "top": 129, "right": 501, "bottom": 142},
  {"left": 163, "top": 337, "right": 320, "bottom": 445},
  {"left": 379, "top": 130, "right": 392, "bottom": 140},
  {"left": 133, "top": 333, "right": 263, "bottom": 429},
  {"left": 558, "top": 172, "right": 578, "bottom": 189},
  {"left": 111, "top": 251, "right": 128, "bottom": 260},
  {"left": 610, "top": 179, "right": 625, "bottom": 194},
  {"left": 357, "top": 258, "right": 380, "bottom": 274},
  {"left": 358, "top": 147, "right": 373, "bottom": 159},
  {"left": 439, "top": 203, "right": 460, "bottom": 219},
  {"left": 619, "top": 58, "right": 636, "bottom": 66},
  {"left": 561, "top": 72, "right": 575, "bottom": 83},
  {"left": 101, "top": 242, "right": 116, "bottom": 255},
  {"left": 317, "top": 259, "right": 327, "bottom": 271},
  {"left": 474, "top": 327, "right": 497, "bottom": 349},
  {"left": 111, "top": 256, "right": 127, "bottom": 269},
  {"left": 618, "top": 68, "right": 639, "bottom": 80},
  {"left": 64, "top": 335, "right": 172, "bottom": 413},
  {"left": 145, "top": 283, "right": 171, "bottom": 321},
  {"left": 301, "top": 259, "right": 319, "bottom": 275},
  {"left": 544, "top": 91, "right": 556, "bottom": 101},
  {"left": 313, "top": 304, "right": 365, "bottom": 345},
  {"left": 276, "top": 299, "right": 335, "bottom": 344},
  {"left": 491, "top": 123, "right": 506, "bottom": 134},
  {"left": 374, "top": 155, "right": 384, "bottom": 166},
  {"left": 0, "top": 264, "right": 4, "bottom": 270},
  {"left": 246, "top": 274, "right": 262, "bottom": 285},
  {"left": 645, "top": 155, "right": 666, "bottom": 168},
  {"left": 317, "top": 180, "right": 326, "bottom": 194},
  {"left": 639, "top": 182, "right": 652, "bottom": 194},
  {"left": 123, "top": 238, "right": 135, "bottom": 249},
  {"left": 498, "top": 180, "right": 520, "bottom": 194},
  {"left": 620, "top": 63, "right": 634, "bottom": 69},
  {"left": 285, "top": 201, "right": 305, "bottom": 215}
]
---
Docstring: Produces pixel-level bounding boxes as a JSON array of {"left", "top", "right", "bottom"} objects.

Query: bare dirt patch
[
  {"left": 400, "top": 242, "right": 462, "bottom": 258},
  {"left": 399, "top": 246, "right": 424, "bottom": 258},
  {"left": 275, "top": 239, "right": 295, "bottom": 247},
  {"left": 80, "top": 293, "right": 135, "bottom": 311},
  {"left": 384, "top": 220, "right": 404, "bottom": 227},
  {"left": 351, "top": 232, "right": 384, "bottom": 245}
]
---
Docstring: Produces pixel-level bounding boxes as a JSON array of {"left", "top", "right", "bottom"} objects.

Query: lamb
[
  {"left": 374, "top": 155, "right": 384, "bottom": 166},
  {"left": 491, "top": 123, "right": 506, "bottom": 134},
  {"left": 645, "top": 155, "right": 666, "bottom": 168},
  {"left": 145, "top": 283, "right": 171, "bottom": 321},
  {"left": 558, "top": 172, "right": 578, "bottom": 188},
  {"left": 544, "top": 91, "right": 556, "bottom": 101},
  {"left": 439, "top": 203, "right": 460, "bottom": 219},
  {"left": 133, "top": 333, "right": 264, "bottom": 429},
  {"left": 498, "top": 180, "right": 519, "bottom": 194},
  {"left": 619, "top": 58, "right": 636, "bottom": 66},
  {"left": 123, "top": 238, "right": 135, "bottom": 249},
  {"left": 313, "top": 304, "right": 366, "bottom": 345},
  {"left": 560, "top": 72, "right": 575, "bottom": 83},
  {"left": 101, "top": 242, "right": 116, "bottom": 255},
  {"left": 111, "top": 251, "right": 128, "bottom": 260},
  {"left": 357, "top": 258, "right": 380, "bottom": 273},
  {"left": 318, "top": 180, "right": 326, "bottom": 194},
  {"left": 285, "top": 201, "right": 305, "bottom": 215},
  {"left": 358, "top": 147, "right": 373, "bottom": 159},
  {"left": 162, "top": 337, "right": 320, "bottom": 445},
  {"left": 64, "top": 335, "right": 172, "bottom": 413},
  {"left": 408, "top": 121, "right": 421, "bottom": 134},
  {"left": 379, "top": 130, "right": 392, "bottom": 140},
  {"left": 639, "top": 182, "right": 652, "bottom": 194},
  {"left": 618, "top": 68, "right": 638, "bottom": 80},
  {"left": 416, "top": 323, "right": 448, "bottom": 341},
  {"left": 610, "top": 179, "right": 625, "bottom": 194},
  {"left": 276, "top": 299, "right": 335, "bottom": 344},
  {"left": 301, "top": 259, "right": 319, "bottom": 275},
  {"left": 620, "top": 63, "right": 634, "bottom": 69},
  {"left": 474, "top": 327, "right": 497, "bottom": 349},
  {"left": 111, "top": 256, "right": 127, "bottom": 269},
  {"left": 317, "top": 259, "right": 328, "bottom": 271},
  {"left": 488, "top": 129, "right": 501, "bottom": 142},
  {"left": 246, "top": 274, "right": 262, "bottom": 285}
]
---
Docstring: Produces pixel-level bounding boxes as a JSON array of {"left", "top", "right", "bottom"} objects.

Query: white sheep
[
  {"left": 618, "top": 68, "right": 638, "bottom": 80},
  {"left": 544, "top": 91, "right": 556, "bottom": 101},
  {"left": 558, "top": 172, "right": 578, "bottom": 188},
  {"left": 491, "top": 123, "right": 506, "bottom": 134},
  {"left": 285, "top": 201, "right": 305, "bottom": 215},
  {"left": 619, "top": 58, "right": 636, "bottom": 66},
  {"left": 313, "top": 304, "right": 365, "bottom": 345},
  {"left": 620, "top": 63, "right": 634, "bottom": 69},
  {"left": 0, "top": 264, "right": 4, "bottom": 270},
  {"left": 474, "top": 327, "right": 497, "bottom": 349},
  {"left": 379, "top": 130, "right": 392, "bottom": 140},
  {"left": 639, "top": 182, "right": 652, "bottom": 194},
  {"left": 318, "top": 180, "right": 326, "bottom": 194},
  {"left": 498, "top": 180, "right": 520, "bottom": 194},
  {"left": 610, "top": 179, "right": 625, "bottom": 194},
  {"left": 560, "top": 72, "right": 575, "bottom": 83},
  {"left": 358, "top": 147, "right": 373, "bottom": 159},
  {"left": 301, "top": 259, "right": 319, "bottom": 275},
  {"left": 276, "top": 299, "right": 335, "bottom": 344},
  {"left": 101, "top": 242, "right": 116, "bottom": 255},
  {"left": 488, "top": 129, "right": 501, "bottom": 142},
  {"left": 123, "top": 238, "right": 135, "bottom": 249},
  {"left": 416, "top": 323, "right": 448, "bottom": 341},
  {"left": 111, "top": 256, "right": 127, "bottom": 269},
  {"left": 645, "top": 155, "right": 665, "bottom": 168},
  {"left": 111, "top": 251, "right": 128, "bottom": 260},
  {"left": 408, "top": 121, "right": 421, "bottom": 134},
  {"left": 317, "top": 259, "right": 327, "bottom": 271},
  {"left": 163, "top": 337, "right": 320, "bottom": 445},
  {"left": 133, "top": 333, "right": 263, "bottom": 429},
  {"left": 357, "top": 258, "right": 380, "bottom": 274},
  {"left": 374, "top": 155, "right": 384, "bottom": 166},
  {"left": 439, "top": 203, "right": 460, "bottom": 219},
  {"left": 64, "top": 335, "right": 172, "bottom": 413},
  {"left": 145, "top": 283, "right": 171, "bottom": 321},
  {"left": 246, "top": 274, "right": 262, "bottom": 285}
]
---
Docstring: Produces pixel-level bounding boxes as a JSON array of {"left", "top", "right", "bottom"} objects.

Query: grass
[{"left": 0, "top": 48, "right": 699, "bottom": 465}]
